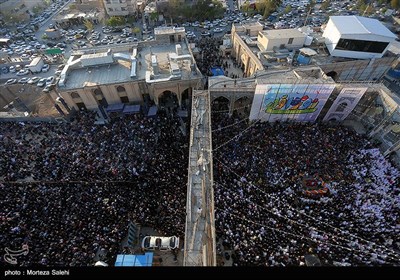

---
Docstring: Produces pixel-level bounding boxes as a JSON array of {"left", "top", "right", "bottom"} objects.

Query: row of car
[{"left": 5, "top": 76, "right": 57, "bottom": 92}]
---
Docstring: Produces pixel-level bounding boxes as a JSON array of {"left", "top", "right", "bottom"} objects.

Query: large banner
[
  {"left": 323, "top": 87, "right": 367, "bottom": 122},
  {"left": 249, "top": 84, "right": 336, "bottom": 122}
]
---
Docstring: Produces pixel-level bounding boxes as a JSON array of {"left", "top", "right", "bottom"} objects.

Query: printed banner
[
  {"left": 249, "top": 84, "right": 336, "bottom": 122},
  {"left": 323, "top": 87, "right": 367, "bottom": 122}
]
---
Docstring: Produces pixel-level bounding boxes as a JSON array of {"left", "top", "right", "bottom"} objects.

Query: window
[
  {"left": 116, "top": 86, "right": 126, "bottom": 93},
  {"left": 94, "top": 88, "right": 103, "bottom": 96},
  {"left": 121, "top": 7, "right": 127, "bottom": 11},
  {"left": 336, "top": 38, "right": 389, "bottom": 53},
  {"left": 106, "top": 0, "right": 111, "bottom": 3},
  {"left": 70, "top": 92, "right": 80, "bottom": 99},
  {"left": 288, "top": 38, "right": 294, "bottom": 44},
  {"left": 108, "top": 8, "right": 113, "bottom": 12}
]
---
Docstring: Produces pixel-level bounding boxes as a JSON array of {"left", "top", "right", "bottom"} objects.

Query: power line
[
  {"left": 213, "top": 157, "right": 400, "bottom": 258},
  {"left": 214, "top": 180, "right": 400, "bottom": 262}
]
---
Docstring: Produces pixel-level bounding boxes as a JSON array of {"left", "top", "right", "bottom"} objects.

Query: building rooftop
[
  {"left": 154, "top": 26, "right": 185, "bottom": 35},
  {"left": 259, "top": 28, "right": 305, "bottom": 39},
  {"left": 60, "top": 41, "right": 199, "bottom": 90},
  {"left": 329, "top": 16, "right": 397, "bottom": 39}
]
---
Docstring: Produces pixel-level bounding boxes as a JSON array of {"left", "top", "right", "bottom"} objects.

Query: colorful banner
[
  {"left": 249, "top": 84, "right": 336, "bottom": 122},
  {"left": 323, "top": 87, "right": 367, "bottom": 122}
]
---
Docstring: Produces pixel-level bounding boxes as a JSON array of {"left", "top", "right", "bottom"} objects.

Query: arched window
[
  {"left": 116, "top": 86, "right": 126, "bottom": 93},
  {"left": 70, "top": 92, "right": 80, "bottom": 99},
  {"left": 94, "top": 88, "right": 103, "bottom": 96}
]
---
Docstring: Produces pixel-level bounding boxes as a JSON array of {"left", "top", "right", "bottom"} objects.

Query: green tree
[
  {"left": 242, "top": 0, "right": 251, "bottom": 12},
  {"left": 32, "top": 5, "right": 44, "bottom": 15},
  {"left": 150, "top": 12, "right": 158, "bottom": 22},
  {"left": 43, "top": 0, "right": 51, "bottom": 6},
  {"left": 391, "top": 0, "right": 400, "bottom": 9},
  {"left": 284, "top": 5, "right": 292, "bottom": 14},
  {"left": 106, "top": 16, "right": 125, "bottom": 27},
  {"left": 321, "top": 0, "right": 330, "bottom": 10},
  {"left": 84, "top": 20, "right": 94, "bottom": 32},
  {"left": 132, "top": 27, "right": 141, "bottom": 36},
  {"left": 69, "top": 4, "right": 77, "bottom": 11}
]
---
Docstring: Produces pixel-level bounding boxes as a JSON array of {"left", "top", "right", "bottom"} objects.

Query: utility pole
[{"left": 303, "top": 6, "right": 312, "bottom": 27}]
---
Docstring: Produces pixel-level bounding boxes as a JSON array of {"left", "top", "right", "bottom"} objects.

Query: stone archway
[
  {"left": 234, "top": 96, "right": 251, "bottom": 117},
  {"left": 212, "top": 96, "right": 230, "bottom": 112},
  {"left": 159, "top": 90, "right": 179, "bottom": 108}
]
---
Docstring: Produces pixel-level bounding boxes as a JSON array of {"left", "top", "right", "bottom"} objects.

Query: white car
[
  {"left": 41, "top": 64, "right": 50, "bottom": 72},
  {"left": 141, "top": 236, "right": 179, "bottom": 251},
  {"left": 27, "top": 76, "right": 40, "bottom": 84},
  {"left": 18, "top": 77, "right": 30, "bottom": 84},
  {"left": 16, "top": 69, "right": 29, "bottom": 76},
  {"left": 45, "top": 76, "right": 54, "bottom": 85},
  {"left": 37, "top": 78, "right": 46, "bottom": 87}
]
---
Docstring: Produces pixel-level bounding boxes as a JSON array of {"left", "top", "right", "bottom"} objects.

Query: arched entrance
[
  {"left": 94, "top": 88, "right": 108, "bottom": 107},
  {"left": 159, "top": 90, "right": 178, "bottom": 108},
  {"left": 326, "top": 71, "right": 338, "bottom": 81},
  {"left": 212, "top": 96, "right": 230, "bottom": 112},
  {"left": 234, "top": 96, "right": 251, "bottom": 116}
]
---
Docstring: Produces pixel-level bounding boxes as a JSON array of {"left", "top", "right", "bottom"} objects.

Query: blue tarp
[
  {"left": 115, "top": 253, "right": 153, "bottom": 267},
  {"left": 123, "top": 105, "right": 141, "bottom": 114},
  {"left": 106, "top": 103, "right": 125, "bottom": 112},
  {"left": 210, "top": 66, "right": 224, "bottom": 76},
  {"left": 147, "top": 106, "right": 158, "bottom": 117}
]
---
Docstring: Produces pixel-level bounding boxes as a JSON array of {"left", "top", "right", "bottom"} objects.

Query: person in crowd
[
  {"left": 0, "top": 110, "right": 188, "bottom": 266},
  {"left": 212, "top": 113, "right": 400, "bottom": 266}
]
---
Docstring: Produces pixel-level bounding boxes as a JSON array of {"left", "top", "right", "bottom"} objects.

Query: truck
[{"left": 28, "top": 57, "right": 44, "bottom": 73}]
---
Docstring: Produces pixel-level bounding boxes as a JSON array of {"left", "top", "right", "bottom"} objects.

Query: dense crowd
[
  {"left": 212, "top": 113, "right": 400, "bottom": 266},
  {"left": 0, "top": 111, "right": 188, "bottom": 266}
]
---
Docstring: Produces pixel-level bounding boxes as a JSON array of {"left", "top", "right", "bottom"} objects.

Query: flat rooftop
[
  {"left": 329, "top": 16, "right": 397, "bottom": 39},
  {"left": 259, "top": 28, "right": 305, "bottom": 39},
  {"left": 61, "top": 41, "right": 198, "bottom": 90}
]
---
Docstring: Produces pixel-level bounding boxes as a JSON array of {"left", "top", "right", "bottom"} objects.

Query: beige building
[
  {"left": 57, "top": 27, "right": 201, "bottom": 111},
  {"left": 230, "top": 20, "right": 398, "bottom": 82},
  {"left": 231, "top": 22, "right": 264, "bottom": 78},
  {"left": 103, "top": 0, "right": 144, "bottom": 16},
  {"left": 0, "top": 0, "right": 42, "bottom": 22},
  {"left": 75, "top": 0, "right": 104, "bottom": 12},
  {"left": 257, "top": 29, "right": 306, "bottom": 52}
]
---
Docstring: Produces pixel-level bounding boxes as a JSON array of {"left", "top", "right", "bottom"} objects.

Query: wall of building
[
  {"left": 258, "top": 34, "right": 306, "bottom": 51},
  {"left": 320, "top": 57, "right": 396, "bottom": 82},
  {"left": 323, "top": 20, "right": 395, "bottom": 59},
  {"left": 232, "top": 32, "right": 264, "bottom": 77},
  {"left": 75, "top": 0, "right": 103, "bottom": 12},
  {"left": 103, "top": 0, "right": 137, "bottom": 16}
]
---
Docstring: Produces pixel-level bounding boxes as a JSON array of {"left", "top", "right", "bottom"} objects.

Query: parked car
[
  {"left": 5, "top": 78, "right": 17, "bottom": 85},
  {"left": 18, "top": 77, "right": 30, "bottom": 84},
  {"left": 41, "top": 64, "right": 50, "bottom": 72},
  {"left": 141, "top": 236, "right": 179, "bottom": 251},
  {"left": 37, "top": 78, "right": 46, "bottom": 87},
  {"left": 27, "top": 76, "right": 40, "bottom": 84},
  {"left": 42, "top": 84, "right": 54, "bottom": 92},
  {"left": 45, "top": 76, "right": 54, "bottom": 85},
  {"left": 16, "top": 69, "right": 29, "bottom": 76}
]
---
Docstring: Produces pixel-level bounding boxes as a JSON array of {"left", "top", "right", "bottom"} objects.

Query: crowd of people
[
  {"left": 194, "top": 37, "right": 242, "bottom": 78},
  {"left": 0, "top": 111, "right": 188, "bottom": 266},
  {"left": 2, "top": 107, "right": 399, "bottom": 267},
  {"left": 212, "top": 113, "right": 400, "bottom": 266}
]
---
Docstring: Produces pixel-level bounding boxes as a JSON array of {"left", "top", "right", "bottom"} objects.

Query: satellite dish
[{"left": 94, "top": 261, "right": 108, "bottom": 266}]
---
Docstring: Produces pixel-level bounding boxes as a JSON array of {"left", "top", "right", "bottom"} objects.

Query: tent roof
[{"left": 330, "top": 16, "right": 397, "bottom": 39}]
